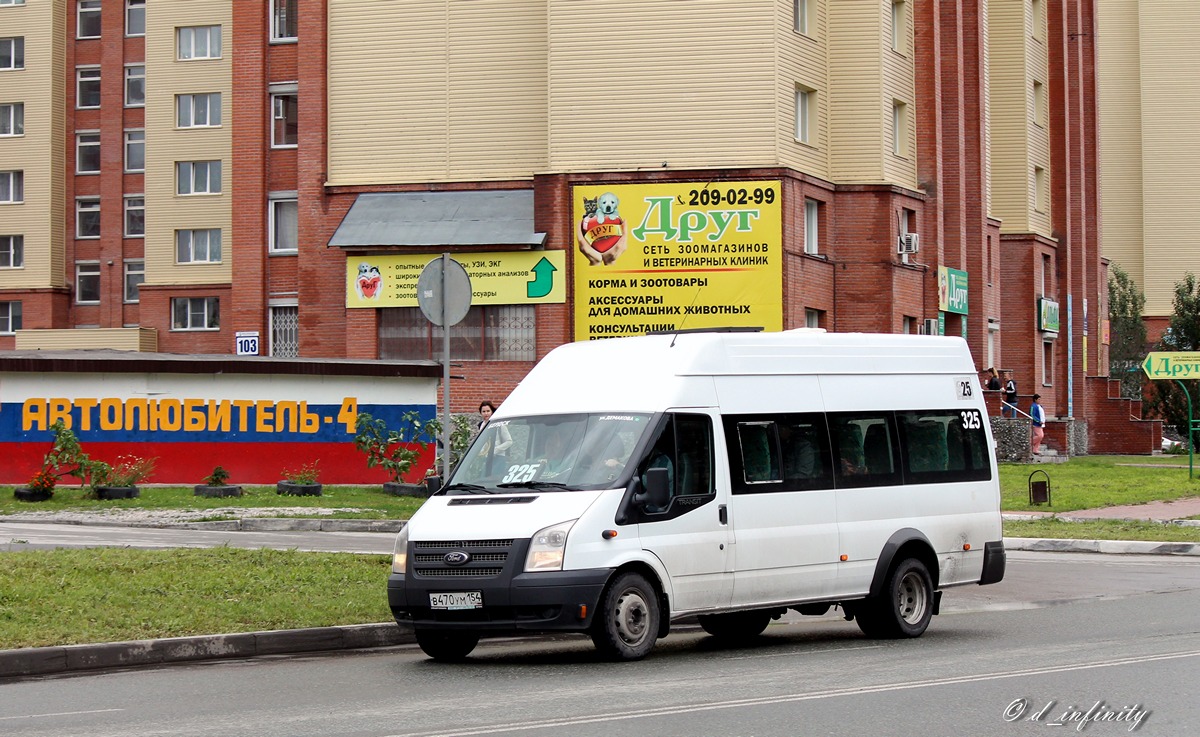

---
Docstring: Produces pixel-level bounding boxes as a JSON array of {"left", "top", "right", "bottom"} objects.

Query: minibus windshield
[{"left": 447, "top": 413, "right": 653, "bottom": 493}]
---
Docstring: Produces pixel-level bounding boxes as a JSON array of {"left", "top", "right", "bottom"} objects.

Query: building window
[
  {"left": 892, "top": 100, "right": 908, "bottom": 156},
  {"left": 270, "top": 305, "right": 299, "bottom": 357},
  {"left": 124, "top": 130, "right": 145, "bottom": 173},
  {"left": 1033, "top": 80, "right": 1045, "bottom": 127},
  {"left": 124, "top": 196, "right": 144, "bottom": 237},
  {"left": 270, "top": 197, "right": 298, "bottom": 253},
  {"left": 176, "top": 160, "right": 222, "bottom": 195},
  {"left": 1034, "top": 165, "right": 1048, "bottom": 213},
  {"left": 172, "top": 297, "right": 219, "bottom": 330},
  {"left": 271, "top": 0, "right": 298, "bottom": 42},
  {"left": 0, "top": 38, "right": 23, "bottom": 71},
  {"left": 1041, "top": 253, "right": 1052, "bottom": 296},
  {"left": 76, "top": 262, "right": 101, "bottom": 303},
  {"left": 125, "top": 0, "right": 145, "bottom": 37},
  {"left": 903, "top": 316, "right": 916, "bottom": 334},
  {"left": 804, "top": 198, "right": 819, "bottom": 255},
  {"left": 0, "top": 301, "right": 21, "bottom": 333},
  {"left": 1031, "top": 0, "right": 1044, "bottom": 41},
  {"left": 76, "top": 131, "right": 101, "bottom": 174},
  {"left": 125, "top": 65, "right": 145, "bottom": 107},
  {"left": 271, "top": 92, "right": 298, "bottom": 148},
  {"left": 177, "top": 93, "right": 222, "bottom": 128},
  {"left": 76, "top": 197, "right": 100, "bottom": 238},
  {"left": 124, "top": 260, "right": 144, "bottom": 303},
  {"left": 0, "top": 1, "right": 27, "bottom": 6},
  {"left": 0, "top": 170, "right": 22, "bottom": 202},
  {"left": 176, "top": 228, "right": 221, "bottom": 263},
  {"left": 0, "top": 102, "right": 22, "bottom": 136},
  {"left": 0, "top": 234, "right": 22, "bottom": 267},
  {"left": 1042, "top": 341, "right": 1053, "bottom": 385},
  {"left": 891, "top": 0, "right": 906, "bottom": 52},
  {"left": 794, "top": 0, "right": 808, "bottom": 34},
  {"left": 77, "top": 67, "right": 101, "bottom": 108},
  {"left": 177, "top": 26, "right": 222, "bottom": 60},
  {"left": 380, "top": 305, "right": 536, "bottom": 361},
  {"left": 795, "top": 87, "right": 813, "bottom": 144},
  {"left": 77, "top": 0, "right": 102, "bottom": 39},
  {"left": 805, "top": 309, "right": 822, "bottom": 329}
]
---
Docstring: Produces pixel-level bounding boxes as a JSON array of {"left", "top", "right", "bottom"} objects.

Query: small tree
[
  {"left": 41, "top": 420, "right": 106, "bottom": 490},
  {"left": 425, "top": 413, "right": 475, "bottom": 475},
  {"left": 354, "top": 411, "right": 431, "bottom": 483},
  {"left": 1108, "top": 264, "right": 1148, "bottom": 400},
  {"left": 1146, "top": 272, "right": 1200, "bottom": 441}
]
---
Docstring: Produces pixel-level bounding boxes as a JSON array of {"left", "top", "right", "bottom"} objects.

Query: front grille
[
  {"left": 413, "top": 567, "right": 504, "bottom": 578},
  {"left": 414, "top": 539, "right": 513, "bottom": 549},
  {"left": 410, "top": 539, "right": 519, "bottom": 580}
]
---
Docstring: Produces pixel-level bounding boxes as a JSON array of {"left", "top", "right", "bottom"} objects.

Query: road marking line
[
  {"left": 0, "top": 709, "right": 124, "bottom": 721},
  {"left": 384, "top": 649, "right": 1200, "bottom": 737}
]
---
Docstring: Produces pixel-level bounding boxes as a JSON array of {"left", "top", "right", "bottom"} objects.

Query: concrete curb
[
  {"left": 0, "top": 623, "right": 413, "bottom": 679},
  {"left": 1002, "top": 537, "right": 1200, "bottom": 556}
]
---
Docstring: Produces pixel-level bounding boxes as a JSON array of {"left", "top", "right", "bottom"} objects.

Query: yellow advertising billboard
[
  {"left": 573, "top": 181, "right": 783, "bottom": 340},
  {"left": 345, "top": 251, "right": 567, "bottom": 309}
]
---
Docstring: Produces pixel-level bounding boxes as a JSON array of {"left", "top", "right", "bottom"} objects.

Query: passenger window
[
  {"left": 738, "top": 422, "right": 780, "bottom": 484},
  {"left": 830, "top": 412, "right": 901, "bottom": 488},
  {"left": 638, "top": 413, "right": 715, "bottom": 514},
  {"left": 898, "top": 409, "right": 991, "bottom": 482},
  {"left": 778, "top": 415, "right": 833, "bottom": 490}
]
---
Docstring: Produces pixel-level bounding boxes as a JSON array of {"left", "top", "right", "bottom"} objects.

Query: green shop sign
[
  {"left": 938, "top": 267, "right": 969, "bottom": 315},
  {"left": 1038, "top": 298, "right": 1060, "bottom": 333}
]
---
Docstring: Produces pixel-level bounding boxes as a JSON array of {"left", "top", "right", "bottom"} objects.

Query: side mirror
[
  {"left": 639, "top": 467, "right": 671, "bottom": 512},
  {"left": 425, "top": 475, "right": 443, "bottom": 496}
]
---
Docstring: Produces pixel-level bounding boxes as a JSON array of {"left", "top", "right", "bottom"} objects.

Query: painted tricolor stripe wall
[{"left": 1, "top": 369, "right": 438, "bottom": 485}]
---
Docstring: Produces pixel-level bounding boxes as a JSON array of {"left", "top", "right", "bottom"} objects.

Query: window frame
[
  {"left": 892, "top": 100, "right": 908, "bottom": 157},
  {"left": 123, "top": 259, "right": 144, "bottom": 303},
  {"left": 124, "top": 129, "right": 145, "bottom": 173},
  {"left": 124, "top": 64, "right": 145, "bottom": 107},
  {"left": 76, "top": 66, "right": 101, "bottom": 109},
  {"left": 270, "top": 303, "right": 299, "bottom": 357},
  {"left": 0, "top": 234, "right": 22, "bottom": 268},
  {"left": 76, "top": 196, "right": 101, "bottom": 239},
  {"left": 75, "top": 261, "right": 101, "bottom": 304},
  {"left": 793, "top": 0, "right": 809, "bottom": 35},
  {"left": 176, "top": 92, "right": 222, "bottom": 128},
  {"left": 123, "top": 195, "right": 144, "bottom": 237},
  {"left": 795, "top": 87, "right": 813, "bottom": 144},
  {"left": 0, "top": 37, "right": 24, "bottom": 71},
  {"left": 75, "top": 130, "right": 101, "bottom": 174},
  {"left": 77, "top": 0, "right": 102, "bottom": 39},
  {"left": 0, "top": 102, "right": 22, "bottom": 136},
  {"left": 269, "top": 196, "right": 298, "bottom": 253},
  {"left": 176, "top": 160, "right": 222, "bottom": 195},
  {"left": 891, "top": 0, "right": 907, "bottom": 54},
  {"left": 0, "top": 170, "right": 22, "bottom": 203},
  {"left": 177, "top": 26, "right": 222, "bottom": 61},
  {"left": 379, "top": 305, "right": 536, "bottom": 362},
  {"left": 804, "top": 198, "right": 819, "bottom": 255},
  {"left": 270, "top": 91, "right": 298, "bottom": 148},
  {"left": 175, "top": 228, "right": 222, "bottom": 264},
  {"left": 125, "top": 0, "right": 145, "bottom": 37},
  {"left": 270, "top": 0, "right": 298, "bottom": 43},
  {"left": 0, "top": 300, "right": 21, "bottom": 333},
  {"left": 171, "top": 296, "right": 220, "bottom": 331}
]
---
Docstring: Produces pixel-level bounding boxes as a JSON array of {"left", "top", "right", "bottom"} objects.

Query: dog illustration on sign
[
  {"left": 355, "top": 262, "right": 383, "bottom": 300},
  {"left": 577, "top": 192, "right": 628, "bottom": 266}
]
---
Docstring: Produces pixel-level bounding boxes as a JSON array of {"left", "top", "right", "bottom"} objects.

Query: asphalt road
[
  {"left": 1, "top": 551, "right": 1197, "bottom": 737},
  {"left": 0, "top": 521, "right": 395, "bottom": 554}
]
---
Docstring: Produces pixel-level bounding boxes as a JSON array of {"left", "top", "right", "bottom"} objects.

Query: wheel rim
[
  {"left": 613, "top": 588, "right": 650, "bottom": 646},
  {"left": 896, "top": 570, "right": 928, "bottom": 624}
]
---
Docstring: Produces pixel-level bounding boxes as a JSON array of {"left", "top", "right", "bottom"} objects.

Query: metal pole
[
  {"left": 1175, "top": 379, "right": 1194, "bottom": 481},
  {"left": 441, "top": 253, "right": 451, "bottom": 481}
]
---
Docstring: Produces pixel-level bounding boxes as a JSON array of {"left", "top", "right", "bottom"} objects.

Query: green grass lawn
[{"left": 998, "top": 455, "right": 1200, "bottom": 512}]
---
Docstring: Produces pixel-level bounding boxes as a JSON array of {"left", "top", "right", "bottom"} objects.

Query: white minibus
[{"left": 387, "top": 329, "right": 1006, "bottom": 660}]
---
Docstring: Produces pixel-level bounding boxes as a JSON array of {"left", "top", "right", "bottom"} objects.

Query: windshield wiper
[
  {"left": 442, "top": 483, "right": 492, "bottom": 495},
  {"left": 496, "top": 481, "right": 571, "bottom": 491}
]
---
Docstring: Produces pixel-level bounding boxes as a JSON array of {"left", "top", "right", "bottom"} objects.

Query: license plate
[{"left": 429, "top": 591, "right": 483, "bottom": 610}]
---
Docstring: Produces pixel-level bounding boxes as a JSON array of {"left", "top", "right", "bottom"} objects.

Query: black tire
[
  {"left": 855, "top": 558, "right": 934, "bottom": 639},
  {"left": 414, "top": 630, "right": 480, "bottom": 661},
  {"left": 697, "top": 611, "right": 772, "bottom": 641},
  {"left": 591, "top": 572, "right": 660, "bottom": 661}
]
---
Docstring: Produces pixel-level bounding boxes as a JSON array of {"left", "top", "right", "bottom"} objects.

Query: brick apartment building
[{"left": 0, "top": 0, "right": 1158, "bottom": 454}]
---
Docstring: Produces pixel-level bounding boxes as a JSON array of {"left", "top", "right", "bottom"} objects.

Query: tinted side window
[
  {"left": 898, "top": 409, "right": 992, "bottom": 483},
  {"left": 829, "top": 412, "right": 901, "bottom": 488},
  {"left": 724, "top": 413, "right": 833, "bottom": 494}
]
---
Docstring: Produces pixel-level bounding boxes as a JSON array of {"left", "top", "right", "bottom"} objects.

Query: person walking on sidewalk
[{"left": 1030, "top": 393, "right": 1045, "bottom": 455}]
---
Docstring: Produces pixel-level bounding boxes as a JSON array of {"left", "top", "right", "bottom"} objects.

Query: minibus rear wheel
[
  {"left": 415, "top": 629, "right": 480, "bottom": 661},
  {"left": 591, "top": 572, "right": 660, "bottom": 661},
  {"left": 855, "top": 557, "right": 933, "bottom": 639},
  {"left": 697, "top": 611, "right": 772, "bottom": 641}
]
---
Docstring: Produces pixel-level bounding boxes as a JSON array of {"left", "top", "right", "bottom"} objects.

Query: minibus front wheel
[
  {"left": 854, "top": 557, "right": 934, "bottom": 639},
  {"left": 591, "top": 571, "right": 660, "bottom": 661}
]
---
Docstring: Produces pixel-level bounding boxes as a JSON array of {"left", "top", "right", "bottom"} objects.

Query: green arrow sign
[{"left": 1142, "top": 352, "right": 1200, "bottom": 380}]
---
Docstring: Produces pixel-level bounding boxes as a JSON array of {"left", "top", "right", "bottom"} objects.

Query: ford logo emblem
[{"left": 444, "top": 551, "right": 471, "bottom": 566}]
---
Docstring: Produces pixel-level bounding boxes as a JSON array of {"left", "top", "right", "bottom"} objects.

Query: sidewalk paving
[{"left": 3, "top": 500, "right": 1199, "bottom": 680}]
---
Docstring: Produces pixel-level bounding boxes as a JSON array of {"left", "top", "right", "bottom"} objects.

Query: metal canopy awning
[{"left": 327, "top": 190, "right": 546, "bottom": 248}]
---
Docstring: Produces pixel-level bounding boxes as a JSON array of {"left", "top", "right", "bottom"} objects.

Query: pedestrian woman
[
  {"left": 1030, "top": 393, "right": 1045, "bottom": 455},
  {"left": 477, "top": 400, "right": 513, "bottom": 457}
]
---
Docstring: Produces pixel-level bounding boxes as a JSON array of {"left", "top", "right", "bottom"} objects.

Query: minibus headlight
[
  {"left": 525, "top": 519, "right": 576, "bottom": 572},
  {"left": 391, "top": 524, "right": 410, "bottom": 574}
]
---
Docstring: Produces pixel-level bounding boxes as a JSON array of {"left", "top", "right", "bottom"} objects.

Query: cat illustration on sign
[{"left": 577, "top": 192, "right": 628, "bottom": 266}]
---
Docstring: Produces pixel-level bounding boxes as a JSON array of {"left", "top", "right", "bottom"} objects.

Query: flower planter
[
  {"left": 194, "top": 484, "right": 244, "bottom": 498},
  {"left": 14, "top": 487, "right": 53, "bottom": 502},
  {"left": 277, "top": 481, "right": 322, "bottom": 496},
  {"left": 95, "top": 485, "right": 140, "bottom": 500},
  {"left": 383, "top": 481, "right": 428, "bottom": 497}
]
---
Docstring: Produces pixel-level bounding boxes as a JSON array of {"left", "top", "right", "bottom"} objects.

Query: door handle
[{"left": 718, "top": 504, "right": 728, "bottom": 525}]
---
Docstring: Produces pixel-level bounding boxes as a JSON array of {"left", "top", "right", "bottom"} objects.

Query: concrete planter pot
[
  {"left": 95, "top": 485, "right": 140, "bottom": 500},
  {"left": 194, "top": 484, "right": 244, "bottom": 498},
  {"left": 277, "top": 481, "right": 322, "bottom": 496},
  {"left": 13, "top": 487, "right": 53, "bottom": 502},
  {"left": 383, "top": 481, "right": 428, "bottom": 497}
]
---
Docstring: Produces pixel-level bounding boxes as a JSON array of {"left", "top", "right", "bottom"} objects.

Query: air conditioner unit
[
  {"left": 897, "top": 232, "right": 920, "bottom": 255},
  {"left": 920, "top": 318, "right": 939, "bottom": 335}
]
